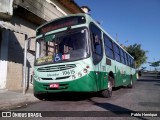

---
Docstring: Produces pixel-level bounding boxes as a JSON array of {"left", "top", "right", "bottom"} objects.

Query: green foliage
[
  {"left": 125, "top": 44, "right": 148, "bottom": 68},
  {"left": 149, "top": 61, "right": 160, "bottom": 67}
]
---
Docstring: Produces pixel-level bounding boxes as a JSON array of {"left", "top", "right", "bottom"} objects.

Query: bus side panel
[
  {"left": 114, "top": 62, "right": 132, "bottom": 87},
  {"left": 102, "top": 59, "right": 116, "bottom": 89},
  {"left": 115, "top": 63, "right": 123, "bottom": 87},
  {"left": 93, "top": 59, "right": 108, "bottom": 91}
]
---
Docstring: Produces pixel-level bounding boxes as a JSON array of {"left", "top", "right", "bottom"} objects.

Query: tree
[
  {"left": 149, "top": 61, "right": 160, "bottom": 71},
  {"left": 124, "top": 44, "right": 148, "bottom": 68}
]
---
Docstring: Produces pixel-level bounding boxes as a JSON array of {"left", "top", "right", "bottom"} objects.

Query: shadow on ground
[
  {"left": 87, "top": 99, "right": 148, "bottom": 119},
  {"left": 36, "top": 92, "right": 94, "bottom": 101},
  {"left": 34, "top": 86, "right": 131, "bottom": 101},
  {"left": 137, "top": 79, "right": 160, "bottom": 82},
  {"left": 137, "top": 78, "right": 160, "bottom": 86}
]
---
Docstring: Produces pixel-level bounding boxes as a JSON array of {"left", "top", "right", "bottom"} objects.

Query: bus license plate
[{"left": 50, "top": 83, "right": 59, "bottom": 88}]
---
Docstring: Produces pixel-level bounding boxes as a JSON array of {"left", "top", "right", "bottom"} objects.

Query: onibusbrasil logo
[{"left": 1, "top": 112, "right": 42, "bottom": 118}]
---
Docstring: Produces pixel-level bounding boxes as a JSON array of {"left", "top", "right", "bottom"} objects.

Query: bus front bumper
[{"left": 33, "top": 73, "right": 97, "bottom": 94}]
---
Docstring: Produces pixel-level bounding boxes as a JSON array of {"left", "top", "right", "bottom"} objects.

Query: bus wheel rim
[{"left": 108, "top": 81, "right": 112, "bottom": 91}]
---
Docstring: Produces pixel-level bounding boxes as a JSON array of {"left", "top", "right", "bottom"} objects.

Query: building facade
[{"left": 0, "top": 0, "right": 84, "bottom": 90}]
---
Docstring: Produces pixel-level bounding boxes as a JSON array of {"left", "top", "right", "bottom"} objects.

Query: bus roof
[
  {"left": 37, "top": 13, "right": 134, "bottom": 59},
  {"left": 85, "top": 14, "right": 134, "bottom": 59}
]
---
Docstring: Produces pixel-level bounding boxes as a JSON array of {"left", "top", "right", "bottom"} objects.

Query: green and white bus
[{"left": 33, "top": 13, "right": 137, "bottom": 99}]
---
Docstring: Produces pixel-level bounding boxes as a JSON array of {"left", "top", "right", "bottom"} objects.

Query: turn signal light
[{"left": 86, "top": 66, "right": 90, "bottom": 69}]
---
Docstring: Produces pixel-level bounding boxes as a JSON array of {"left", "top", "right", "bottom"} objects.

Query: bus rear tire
[
  {"left": 127, "top": 78, "right": 133, "bottom": 88},
  {"left": 101, "top": 77, "right": 113, "bottom": 98}
]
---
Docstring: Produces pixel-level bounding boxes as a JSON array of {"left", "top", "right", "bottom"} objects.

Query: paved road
[{"left": 5, "top": 76, "right": 160, "bottom": 120}]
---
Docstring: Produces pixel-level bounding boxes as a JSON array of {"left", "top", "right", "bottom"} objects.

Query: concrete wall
[
  {"left": 6, "top": 15, "right": 37, "bottom": 90},
  {"left": 50, "top": 0, "right": 72, "bottom": 15},
  {"left": 14, "top": 0, "right": 72, "bottom": 22},
  {"left": 1, "top": 0, "right": 76, "bottom": 90},
  {"left": 0, "top": 29, "right": 9, "bottom": 89},
  {"left": 5, "top": 3, "right": 67, "bottom": 90},
  {"left": 0, "top": 0, "right": 13, "bottom": 20}
]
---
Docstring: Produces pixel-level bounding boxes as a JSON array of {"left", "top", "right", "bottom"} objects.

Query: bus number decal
[{"left": 63, "top": 70, "right": 75, "bottom": 75}]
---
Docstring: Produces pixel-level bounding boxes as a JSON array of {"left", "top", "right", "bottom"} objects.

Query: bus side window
[
  {"left": 131, "top": 58, "right": 134, "bottom": 68},
  {"left": 113, "top": 43, "right": 121, "bottom": 62},
  {"left": 104, "top": 34, "right": 114, "bottom": 59},
  {"left": 120, "top": 49, "right": 125, "bottom": 64},
  {"left": 124, "top": 52, "right": 128, "bottom": 65},
  {"left": 90, "top": 23, "right": 103, "bottom": 65},
  {"left": 93, "top": 34, "right": 101, "bottom": 55},
  {"left": 133, "top": 60, "right": 135, "bottom": 68},
  {"left": 127, "top": 54, "right": 130, "bottom": 66}
]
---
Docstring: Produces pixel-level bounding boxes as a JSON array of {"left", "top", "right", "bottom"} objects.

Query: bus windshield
[{"left": 35, "top": 28, "right": 89, "bottom": 65}]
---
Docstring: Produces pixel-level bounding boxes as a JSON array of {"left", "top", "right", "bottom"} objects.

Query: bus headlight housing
[{"left": 34, "top": 75, "right": 40, "bottom": 81}]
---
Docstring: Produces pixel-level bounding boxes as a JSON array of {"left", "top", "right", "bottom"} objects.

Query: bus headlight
[{"left": 34, "top": 75, "right": 40, "bottom": 81}]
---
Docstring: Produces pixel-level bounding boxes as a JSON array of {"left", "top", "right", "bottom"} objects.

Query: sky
[{"left": 75, "top": 0, "right": 160, "bottom": 70}]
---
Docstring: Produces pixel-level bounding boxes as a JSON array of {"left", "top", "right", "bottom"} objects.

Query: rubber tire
[
  {"left": 34, "top": 93, "right": 46, "bottom": 100},
  {"left": 101, "top": 77, "right": 113, "bottom": 98},
  {"left": 127, "top": 78, "right": 133, "bottom": 88}
]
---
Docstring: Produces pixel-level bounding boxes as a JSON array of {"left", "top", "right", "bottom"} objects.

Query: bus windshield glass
[{"left": 35, "top": 28, "right": 89, "bottom": 65}]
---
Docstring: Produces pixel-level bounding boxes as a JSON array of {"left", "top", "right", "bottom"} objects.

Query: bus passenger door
[
  {"left": 90, "top": 23, "right": 103, "bottom": 91},
  {"left": 92, "top": 43, "right": 104, "bottom": 91}
]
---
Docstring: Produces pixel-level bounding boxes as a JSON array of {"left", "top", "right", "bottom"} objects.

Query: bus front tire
[
  {"left": 101, "top": 78, "right": 113, "bottom": 98},
  {"left": 34, "top": 93, "right": 46, "bottom": 100}
]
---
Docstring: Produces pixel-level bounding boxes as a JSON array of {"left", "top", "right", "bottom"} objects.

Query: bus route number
[{"left": 63, "top": 70, "right": 75, "bottom": 75}]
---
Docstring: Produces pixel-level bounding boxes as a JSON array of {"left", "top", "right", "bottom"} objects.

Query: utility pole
[
  {"left": 23, "top": 35, "right": 28, "bottom": 94},
  {"left": 23, "top": 36, "right": 35, "bottom": 94}
]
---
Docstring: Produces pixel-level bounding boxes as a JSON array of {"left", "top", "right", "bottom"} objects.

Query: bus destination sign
[
  {"left": 36, "top": 55, "right": 53, "bottom": 65},
  {"left": 37, "top": 16, "right": 86, "bottom": 35}
]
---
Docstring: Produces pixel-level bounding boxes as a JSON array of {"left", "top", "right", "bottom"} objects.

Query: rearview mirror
[{"left": 27, "top": 36, "right": 36, "bottom": 56}]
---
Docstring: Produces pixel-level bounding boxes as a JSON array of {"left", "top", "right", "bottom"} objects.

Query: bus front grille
[
  {"left": 37, "top": 64, "right": 76, "bottom": 72},
  {"left": 41, "top": 76, "right": 70, "bottom": 80}
]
